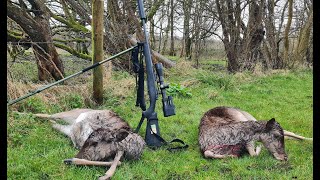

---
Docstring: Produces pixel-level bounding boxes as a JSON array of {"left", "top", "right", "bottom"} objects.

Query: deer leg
[
  {"left": 255, "top": 145, "right": 262, "bottom": 155},
  {"left": 98, "top": 150, "right": 124, "bottom": 180},
  {"left": 203, "top": 150, "right": 237, "bottom": 159},
  {"left": 33, "top": 113, "right": 52, "bottom": 119},
  {"left": 246, "top": 141, "right": 262, "bottom": 156},
  {"left": 12, "top": 111, "right": 52, "bottom": 119},
  {"left": 51, "top": 123, "right": 73, "bottom": 137},
  {"left": 239, "top": 110, "right": 257, "bottom": 121},
  {"left": 63, "top": 158, "right": 121, "bottom": 166},
  {"left": 283, "top": 130, "right": 313, "bottom": 141}
]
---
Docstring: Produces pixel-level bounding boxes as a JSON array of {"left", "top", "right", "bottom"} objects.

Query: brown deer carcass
[
  {"left": 198, "top": 106, "right": 312, "bottom": 161},
  {"left": 33, "top": 109, "right": 145, "bottom": 180}
]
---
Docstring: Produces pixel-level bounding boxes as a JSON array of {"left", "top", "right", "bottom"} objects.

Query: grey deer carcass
[
  {"left": 198, "top": 106, "right": 312, "bottom": 161},
  {"left": 34, "top": 108, "right": 145, "bottom": 180}
]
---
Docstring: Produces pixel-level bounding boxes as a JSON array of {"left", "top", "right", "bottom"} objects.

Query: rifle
[{"left": 134, "top": 0, "right": 187, "bottom": 150}]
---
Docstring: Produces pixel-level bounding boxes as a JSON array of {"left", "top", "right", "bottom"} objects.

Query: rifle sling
[
  {"left": 135, "top": 116, "right": 188, "bottom": 152},
  {"left": 150, "top": 127, "right": 189, "bottom": 152}
]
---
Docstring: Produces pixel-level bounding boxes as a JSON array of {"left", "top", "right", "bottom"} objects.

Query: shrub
[{"left": 167, "top": 83, "right": 192, "bottom": 97}]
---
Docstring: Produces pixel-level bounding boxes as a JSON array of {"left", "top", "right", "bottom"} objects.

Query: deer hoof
[
  {"left": 255, "top": 145, "right": 262, "bottom": 155},
  {"left": 98, "top": 175, "right": 110, "bottom": 180},
  {"left": 63, "top": 158, "right": 74, "bottom": 165}
]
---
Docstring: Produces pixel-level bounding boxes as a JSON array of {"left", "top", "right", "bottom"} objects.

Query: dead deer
[
  {"left": 198, "top": 106, "right": 312, "bottom": 161},
  {"left": 31, "top": 109, "right": 145, "bottom": 180}
]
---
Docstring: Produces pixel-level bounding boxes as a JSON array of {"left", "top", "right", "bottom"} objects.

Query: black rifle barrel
[
  {"left": 137, "top": 0, "right": 164, "bottom": 147},
  {"left": 137, "top": 0, "right": 157, "bottom": 117}
]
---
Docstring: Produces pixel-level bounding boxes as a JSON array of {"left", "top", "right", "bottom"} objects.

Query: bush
[{"left": 167, "top": 83, "right": 192, "bottom": 97}]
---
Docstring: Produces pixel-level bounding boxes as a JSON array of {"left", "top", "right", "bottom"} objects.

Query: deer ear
[
  {"left": 115, "top": 130, "right": 129, "bottom": 142},
  {"left": 266, "top": 118, "right": 276, "bottom": 131}
]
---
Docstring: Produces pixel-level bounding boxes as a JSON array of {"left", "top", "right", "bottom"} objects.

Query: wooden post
[{"left": 92, "top": 0, "right": 104, "bottom": 105}]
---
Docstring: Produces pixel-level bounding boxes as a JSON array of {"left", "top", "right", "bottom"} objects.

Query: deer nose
[{"left": 283, "top": 155, "right": 288, "bottom": 161}]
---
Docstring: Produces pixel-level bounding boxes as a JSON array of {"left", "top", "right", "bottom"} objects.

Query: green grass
[{"left": 7, "top": 60, "right": 313, "bottom": 179}]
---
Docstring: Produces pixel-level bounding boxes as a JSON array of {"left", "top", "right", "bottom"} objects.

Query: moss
[
  {"left": 54, "top": 43, "right": 91, "bottom": 60},
  {"left": 51, "top": 14, "right": 89, "bottom": 33}
]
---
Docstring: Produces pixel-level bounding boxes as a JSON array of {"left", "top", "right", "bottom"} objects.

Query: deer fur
[
  {"left": 199, "top": 106, "right": 312, "bottom": 161},
  {"left": 32, "top": 109, "right": 145, "bottom": 180}
]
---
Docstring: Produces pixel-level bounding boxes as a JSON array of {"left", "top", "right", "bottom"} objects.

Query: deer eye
[{"left": 275, "top": 134, "right": 284, "bottom": 140}]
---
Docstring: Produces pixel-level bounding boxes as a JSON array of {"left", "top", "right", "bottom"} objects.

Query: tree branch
[{"left": 53, "top": 43, "right": 91, "bottom": 60}]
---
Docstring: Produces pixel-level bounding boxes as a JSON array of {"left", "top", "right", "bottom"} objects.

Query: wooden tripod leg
[
  {"left": 98, "top": 151, "right": 124, "bottom": 180},
  {"left": 64, "top": 158, "right": 121, "bottom": 166}
]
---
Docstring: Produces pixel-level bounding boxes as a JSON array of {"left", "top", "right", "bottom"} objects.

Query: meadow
[{"left": 7, "top": 55, "right": 313, "bottom": 179}]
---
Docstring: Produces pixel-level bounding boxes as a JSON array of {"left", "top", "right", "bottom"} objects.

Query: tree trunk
[
  {"left": 158, "top": 21, "right": 163, "bottom": 53},
  {"left": 150, "top": 17, "right": 156, "bottom": 49},
  {"left": 182, "top": 0, "right": 192, "bottom": 59},
  {"left": 161, "top": 1, "right": 170, "bottom": 54},
  {"left": 193, "top": 0, "right": 203, "bottom": 68},
  {"left": 283, "top": 0, "right": 293, "bottom": 66},
  {"left": 293, "top": 7, "right": 313, "bottom": 67},
  {"left": 241, "top": 1, "right": 265, "bottom": 71},
  {"left": 161, "top": 27, "right": 169, "bottom": 55},
  {"left": 215, "top": 0, "right": 239, "bottom": 72},
  {"left": 169, "top": 0, "right": 175, "bottom": 56},
  {"left": 7, "top": 1, "right": 64, "bottom": 81},
  {"left": 215, "top": 0, "right": 266, "bottom": 72},
  {"left": 92, "top": 0, "right": 104, "bottom": 105},
  {"left": 264, "top": 0, "right": 283, "bottom": 69}
]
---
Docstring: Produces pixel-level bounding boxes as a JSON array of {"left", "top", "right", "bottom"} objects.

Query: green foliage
[
  {"left": 196, "top": 71, "right": 235, "bottom": 90},
  {"left": 167, "top": 83, "right": 192, "bottom": 97},
  {"left": 61, "top": 93, "right": 84, "bottom": 109},
  {"left": 103, "top": 88, "right": 122, "bottom": 108},
  {"left": 18, "top": 97, "right": 47, "bottom": 113},
  {"left": 7, "top": 63, "right": 313, "bottom": 179},
  {"left": 8, "top": 112, "right": 40, "bottom": 148}
]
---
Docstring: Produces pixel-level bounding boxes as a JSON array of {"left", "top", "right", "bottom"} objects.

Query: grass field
[{"left": 7, "top": 58, "right": 313, "bottom": 179}]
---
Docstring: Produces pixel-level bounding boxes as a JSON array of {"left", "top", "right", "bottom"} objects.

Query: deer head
[
  {"left": 75, "top": 128, "right": 129, "bottom": 161},
  {"left": 260, "top": 118, "right": 287, "bottom": 161}
]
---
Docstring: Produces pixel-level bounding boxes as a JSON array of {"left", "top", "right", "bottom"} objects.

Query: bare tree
[
  {"left": 7, "top": 0, "right": 64, "bottom": 81},
  {"left": 283, "top": 0, "right": 293, "bottom": 65},
  {"left": 179, "top": 0, "right": 192, "bottom": 59},
  {"left": 263, "top": 0, "right": 283, "bottom": 69},
  {"left": 193, "top": 0, "right": 205, "bottom": 68},
  {"left": 169, "top": 0, "right": 176, "bottom": 56},
  {"left": 213, "top": 0, "right": 266, "bottom": 72},
  {"left": 292, "top": 3, "right": 313, "bottom": 67},
  {"left": 161, "top": 1, "right": 171, "bottom": 54}
]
